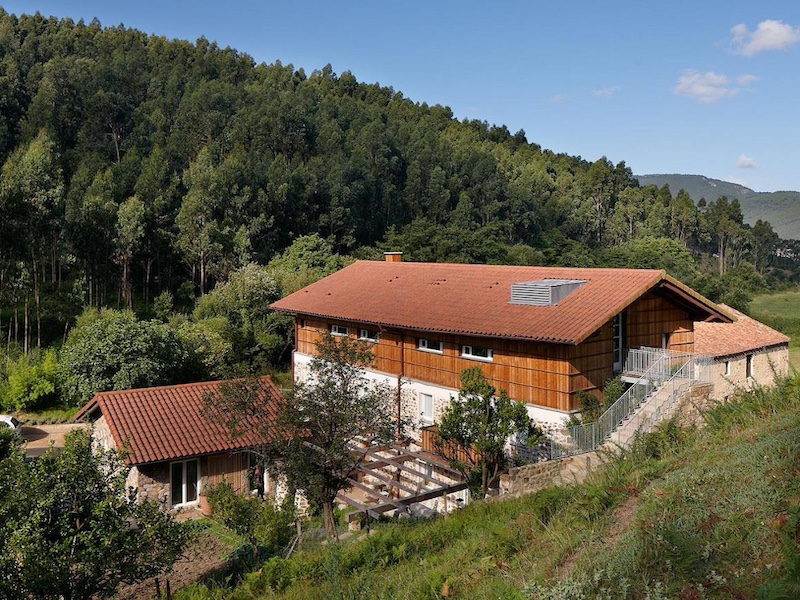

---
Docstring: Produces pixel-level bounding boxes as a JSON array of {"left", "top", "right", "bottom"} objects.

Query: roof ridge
[{"left": 93, "top": 376, "right": 273, "bottom": 398}]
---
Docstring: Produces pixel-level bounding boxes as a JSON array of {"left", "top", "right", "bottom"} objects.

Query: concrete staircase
[{"left": 605, "top": 376, "right": 692, "bottom": 449}]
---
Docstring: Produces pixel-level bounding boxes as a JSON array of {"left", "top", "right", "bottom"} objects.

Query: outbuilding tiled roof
[
  {"left": 695, "top": 305, "right": 790, "bottom": 358},
  {"left": 74, "top": 377, "right": 284, "bottom": 465},
  {"left": 270, "top": 261, "right": 729, "bottom": 344}
]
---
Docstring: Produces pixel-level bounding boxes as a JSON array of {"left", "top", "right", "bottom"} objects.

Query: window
[
  {"left": 461, "top": 345, "right": 494, "bottom": 362},
  {"left": 418, "top": 338, "right": 443, "bottom": 354},
  {"left": 612, "top": 312, "right": 625, "bottom": 372},
  {"left": 746, "top": 354, "right": 753, "bottom": 378},
  {"left": 171, "top": 459, "right": 199, "bottom": 507},
  {"left": 420, "top": 393, "right": 434, "bottom": 425},
  {"left": 300, "top": 318, "right": 307, "bottom": 329},
  {"left": 330, "top": 324, "right": 349, "bottom": 337},
  {"left": 724, "top": 360, "right": 731, "bottom": 376},
  {"left": 359, "top": 328, "right": 380, "bottom": 342},
  {"left": 661, "top": 333, "right": 670, "bottom": 350}
]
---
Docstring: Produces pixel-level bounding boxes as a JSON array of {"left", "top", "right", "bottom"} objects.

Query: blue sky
[{"left": 3, "top": 1, "right": 800, "bottom": 192}]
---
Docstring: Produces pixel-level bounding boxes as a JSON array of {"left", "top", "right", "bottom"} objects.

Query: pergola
[{"left": 336, "top": 445, "right": 468, "bottom": 523}]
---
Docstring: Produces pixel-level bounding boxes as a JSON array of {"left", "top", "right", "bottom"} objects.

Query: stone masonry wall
[{"left": 498, "top": 453, "right": 597, "bottom": 498}]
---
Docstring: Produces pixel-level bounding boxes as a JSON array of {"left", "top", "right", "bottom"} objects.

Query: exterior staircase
[{"left": 543, "top": 349, "right": 711, "bottom": 459}]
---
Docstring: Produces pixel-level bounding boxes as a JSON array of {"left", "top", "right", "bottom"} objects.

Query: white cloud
[
  {"left": 550, "top": 94, "right": 568, "bottom": 103},
  {"left": 737, "top": 155, "right": 757, "bottom": 169},
  {"left": 736, "top": 74, "right": 759, "bottom": 86},
  {"left": 673, "top": 70, "right": 757, "bottom": 104},
  {"left": 591, "top": 85, "right": 620, "bottom": 98},
  {"left": 731, "top": 20, "right": 800, "bottom": 55}
]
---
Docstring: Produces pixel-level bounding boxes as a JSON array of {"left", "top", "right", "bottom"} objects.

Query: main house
[
  {"left": 75, "top": 377, "right": 283, "bottom": 510},
  {"left": 270, "top": 254, "right": 734, "bottom": 436}
]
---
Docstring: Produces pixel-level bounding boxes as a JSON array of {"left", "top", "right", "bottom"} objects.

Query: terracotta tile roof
[
  {"left": 270, "top": 261, "right": 728, "bottom": 345},
  {"left": 695, "top": 305, "right": 790, "bottom": 357},
  {"left": 74, "top": 377, "right": 284, "bottom": 465}
]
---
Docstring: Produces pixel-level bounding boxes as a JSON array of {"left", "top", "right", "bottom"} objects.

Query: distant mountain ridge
[{"left": 636, "top": 174, "right": 800, "bottom": 240}]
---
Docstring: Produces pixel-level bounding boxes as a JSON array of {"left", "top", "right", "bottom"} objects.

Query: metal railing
[{"left": 539, "top": 349, "right": 710, "bottom": 460}]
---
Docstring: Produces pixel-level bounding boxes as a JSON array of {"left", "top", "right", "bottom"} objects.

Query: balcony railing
[{"left": 540, "top": 348, "right": 712, "bottom": 460}]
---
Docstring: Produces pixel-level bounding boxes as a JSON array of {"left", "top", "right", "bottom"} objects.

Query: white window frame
[
  {"left": 330, "top": 324, "right": 349, "bottom": 337},
  {"left": 171, "top": 459, "right": 200, "bottom": 507},
  {"left": 359, "top": 328, "right": 380, "bottom": 343},
  {"left": 724, "top": 360, "right": 731, "bottom": 376},
  {"left": 461, "top": 344, "right": 494, "bottom": 362},
  {"left": 419, "top": 392, "right": 434, "bottom": 426},
  {"left": 418, "top": 338, "right": 443, "bottom": 354},
  {"left": 746, "top": 354, "right": 753, "bottom": 379}
]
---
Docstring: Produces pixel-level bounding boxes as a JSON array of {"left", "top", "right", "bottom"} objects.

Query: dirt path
[
  {"left": 555, "top": 493, "right": 640, "bottom": 581},
  {"left": 22, "top": 423, "right": 88, "bottom": 458},
  {"left": 115, "top": 529, "right": 234, "bottom": 599}
]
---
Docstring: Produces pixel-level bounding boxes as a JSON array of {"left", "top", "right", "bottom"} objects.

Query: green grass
[
  {"left": 751, "top": 289, "right": 800, "bottom": 370},
  {"left": 177, "top": 375, "right": 800, "bottom": 599},
  {"left": 751, "top": 289, "right": 800, "bottom": 318},
  {"left": 18, "top": 404, "right": 79, "bottom": 425}
]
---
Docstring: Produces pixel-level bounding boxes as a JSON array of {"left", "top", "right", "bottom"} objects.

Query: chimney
[{"left": 384, "top": 252, "right": 403, "bottom": 263}]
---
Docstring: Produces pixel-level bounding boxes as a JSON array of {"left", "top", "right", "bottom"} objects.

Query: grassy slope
[
  {"left": 179, "top": 378, "right": 800, "bottom": 600},
  {"left": 750, "top": 290, "right": 800, "bottom": 370}
]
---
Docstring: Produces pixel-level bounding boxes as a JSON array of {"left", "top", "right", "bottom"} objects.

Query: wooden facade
[
  {"left": 203, "top": 452, "right": 250, "bottom": 493},
  {"left": 293, "top": 289, "right": 698, "bottom": 413}
]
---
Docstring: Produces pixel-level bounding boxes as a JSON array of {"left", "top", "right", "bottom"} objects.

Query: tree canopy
[
  {"left": 437, "top": 368, "right": 543, "bottom": 498},
  {"left": 0, "top": 428, "right": 188, "bottom": 599}
]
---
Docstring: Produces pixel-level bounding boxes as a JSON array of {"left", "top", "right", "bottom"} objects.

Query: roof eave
[{"left": 659, "top": 276, "right": 734, "bottom": 322}]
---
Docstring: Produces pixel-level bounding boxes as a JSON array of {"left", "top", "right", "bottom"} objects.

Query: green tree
[
  {"left": 193, "top": 262, "right": 289, "bottom": 372},
  {"left": 437, "top": 368, "right": 542, "bottom": 498},
  {"left": 266, "top": 233, "right": 351, "bottom": 296},
  {"left": 115, "top": 196, "right": 145, "bottom": 309},
  {"left": 750, "top": 219, "right": 779, "bottom": 274},
  {"left": 0, "top": 429, "right": 188, "bottom": 599},
  {"left": 0, "top": 349, "right": 59, "bottom": 412},
  {"left": 213, "top": 335, "right": 397, "bottom": 540},
  {"left": 0, "top": 131, "right": 65, "bottom": 350},
  {"left": 59, "top": 308, "right": 188, "bottom": 405}
]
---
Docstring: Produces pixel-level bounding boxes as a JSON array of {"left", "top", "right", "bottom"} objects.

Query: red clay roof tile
[
  {"left": 74, "top": 377, "right": 284, "bottom": 465},
  {"left": 695, "top": 305, "right": 789, "bottom": 357},
  {"left": 271, "top": 261, "right": 727, "bottom": 344}
]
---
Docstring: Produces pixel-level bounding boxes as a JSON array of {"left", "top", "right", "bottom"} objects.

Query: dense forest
[{"left": 0, "top": 10, "right": 797, "bottom": 410}]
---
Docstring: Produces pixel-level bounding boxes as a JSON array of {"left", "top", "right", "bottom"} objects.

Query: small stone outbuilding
[
  {"left": 694, "top": 305, "right": 790, "bottom": 400},
  {"left": 74, "top": 377, "right": 284, "bottom": 511}
]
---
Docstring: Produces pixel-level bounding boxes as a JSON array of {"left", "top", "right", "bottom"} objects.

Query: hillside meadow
[
  {"left": 175, "top": 376, "right": 800, "bottom": 600},
  {"left": 751, "top": 289, "right": 800, "bottom": 370}
]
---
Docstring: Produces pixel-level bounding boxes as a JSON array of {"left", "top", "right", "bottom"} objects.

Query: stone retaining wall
[{"left": 498, "top": 453, "right": 597, "bottom": 498}]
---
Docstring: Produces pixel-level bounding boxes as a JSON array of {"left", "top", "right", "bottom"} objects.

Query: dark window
[
  {"left": 359, "top": 329, "right": 380, "bottom": 342},
  {"left": 330, "top": 324, "right": 349, "bottom": 336},
  {"left": 171, "top": 459, "right": 199, "bottom": 506},
  {"left": 418, "top": 338, "right": 443, "bottom": 353}
]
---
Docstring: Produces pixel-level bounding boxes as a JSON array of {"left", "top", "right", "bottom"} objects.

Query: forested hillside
[
  {"left": 0, "top": 10, "right": 797, "bottom": 408},
  {"left": 637, "top": 174, "right": 800, "bottom": 240}
]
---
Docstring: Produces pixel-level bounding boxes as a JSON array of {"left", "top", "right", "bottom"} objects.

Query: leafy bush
[
  {"left": 0, "top": 349, "right": 59, "bottom": 411},
  {"left": 205, "top": 482, "right": 294, "bottom": 558},
  {"left": 59, "top": 308, "right": 189, "bottom": 405}
]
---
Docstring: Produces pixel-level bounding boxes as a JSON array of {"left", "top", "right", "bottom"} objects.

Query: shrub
[
  {"left": 0, "top": 349, "right": 59, "bottom": 411},
  {"left": 205, "top": 482, "right": 294, "bottom": 559}
]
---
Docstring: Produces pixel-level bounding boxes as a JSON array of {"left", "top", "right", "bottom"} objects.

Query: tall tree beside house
[
  {"left": 437, "top": 368, "right": 542, "bottom": 499},
  {"left": 0, "top": 429, "right": 188, "bottom": 600},
  {"left": 210, "top": 334, "right": 397, "bottom": 540}
]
